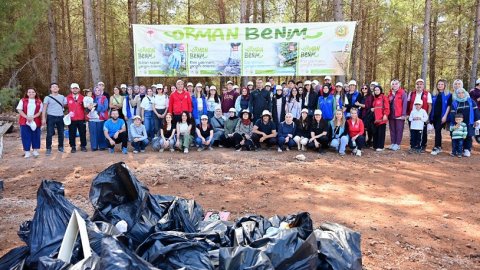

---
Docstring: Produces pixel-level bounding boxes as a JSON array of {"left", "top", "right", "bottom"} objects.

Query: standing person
[
  {"left": 223, "top": 108, "right": 239, "bottom": 148},
  {"left": 249, "top": 78, "right": 271, "bottom": 121},
  {"left": 407, "top": 79, "right": 432, "bottom": 152},
  {"left": 122, "top": 86, "right": 136, "bottom": 141},
  {"left": 430, "top": 79, "right": 452, "bottom": 155},
  {"left": 168, "top": 80, "right": 192, "bottom": 125},
  {"left": 42, "top": 82, "right": 66, "bottom": 155},
  {"left": 387, "top": 79, "right": 408, "bottom": 151},
  {"left": 186, "top": 82, "right": 194, "bottom": 95},
  {"left": 333, "top": 82, "right": 348, "bottom": 112},
  {"left": 132, "top": 85, "right": 147, "bottom": 113},
  {"left": 110, "top": 86, "right": 125, "bottom": 118},
  {"left": 210, "top": 105, "right": 225, "bottom": 147},
  {"left": 286, "top": 87, "right": 302, "bottom": 120},
  {"left": 308, "top": 109, "right": 329, "bottom": 153},
  {"left": 159, "top": 113, "right": 176, "bottom": 152},
  {"left": 345, "top": 80, "right": 360, "bottom": 118},
  {"left": 97, "top": 81, "right": 110, "bottom": 100},
  {"left": 129, "top": 115, "right": 149, "bottom": 153},
  {"left": 152, "top": 83, "right": 168, "bottom": 135},
  {"left": 372, "top": 85, "right": 390, "bottom": 151},
  {"left": 271, "top": 87, "right": 286, "bottom": 126},
  {"left": 120, "top": 84, "right": 128, "bottom": 96},
  {"left": 329, "top": 109, "right": 349, "bottom": 156},
  {"left": 246, "top": 81, "right": 254, "bottom": 94},
  {"left": 175, "top": 111, "right": 193, "bottom": 153},
  {"left": 450, "top": 87, "right": 480, "bottom": 157},
  {"left": 235, "top": 87, "right": 250, "bottom": 115},
  {"left": 323, "top": 76, "right": 335, "bottom": 94},
  {"left": 357, "top": 84, "right": 374, "bottom": 147},
  {"left": 88, "top": 87, "right": 109, "bottom": 151},
  {"left": 277, "top": 113, "right": 296, "bottom": 152},
  {"left": 206, "top": 85, "right": 221, "bottom": 119},
  {"left": 347, "top": 108, "right": 365, "bottom": 156},
  {"left": 140, "top": 88, "right": 155, "bottom": 140},
  {"left": 103, "top": 109, "right": 128, "bottom": 154},
  {"left": 301, "top": 80, "right": 318, "bottom": 118},
  {"left": 191, "top": 83, "right": 207, "bottom": 125},
  {"left": 318, "top": 84, "right": 336, "bottom": 122},
  {"left": 469, "top": 78, "right": 480, "bottom": 108},
  {"left": 449, "top": 114, "right": 468, "bottom": 157},
  {"left": 408, "top": 100, "right": 429, "bottom": 154},
  {"left": 221, "top": 81, "right": 239, "bottom": 117},
  {"left": 195, "top": 115, "right": 214, "bottom": 151},
  {"left": 17, "top": 88, "right": 43, "bottom": 158},
  {"left": 233, "top": 110, "right": 255, "bottom": 151},
  {"left": 293, "top": 108, "right": 310, "bottom": 151},
  {"left": 66, "top": 83, "right": 87, "bottom": 153},
  {"left": 252, "top": 110, "right": 277, "bottom": 150}
]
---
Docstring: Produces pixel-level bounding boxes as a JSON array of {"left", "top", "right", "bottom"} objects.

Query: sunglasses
[{"left": 361, "top": 87, "right": 368, "bottom": 90}]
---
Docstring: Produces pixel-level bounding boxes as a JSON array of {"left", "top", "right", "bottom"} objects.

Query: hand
[
  {"left": 309, "top": 138, "right": 314, "bottom": 143},
  {"left": 206, "top": 140, "right": 211, "bottom": 145},
  {"left": 371, "top": 108, "right": 374, "bottom": 112},
  {"left": 175, "top": 141, "right": 180, "bottom": 148},
  {"left": 133, "top": 138, "right": 139, "bottom": 142},
  {"left": 441, "top": 116, "right": 447, "bottom": 124},
  {"left": 109, "top": 139, "right": 115, "bottom": 146},
  {"left": 245, "top": 134, "right": 250, "bottom": 139},
  {"left": 355, "top": 101, "right": 360, "bottom": 106},
  {"left": 399, "top": 116, "right": 406, "bottom": 120},
  {"left": 228, "top": 133, "right": 233, "bottom": 137},
  {"left": 477, "top": 97, "right": 480, "bottom": 102},
  {"left": 27, "top": 116, "right": 33, "bottom": 122},
  {"left": 201, "top": 138, "right": 206, "bottom": 144},
  {"left": 353, "top": 135, "right": 358, "bottom": 140},
  {"left": 113, "top": 132, "right": 119, "bottom": 139},
  {"left": 42, "top": 119, "right": 46, "bottom": 126},
  {"left": 240, "top": 139, "right": 245, "bottom": 145},
  {"left": 285, "top": 137, "right": 289, "bottom": 142},
  {"left": 259, "top": 137, "right": 265, "bottom": 142},
  {"left": 382, "top": 115, "right": 387, "bottom": 121}
]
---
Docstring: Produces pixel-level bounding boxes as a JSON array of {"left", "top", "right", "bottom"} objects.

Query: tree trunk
[
  {"left": 294, "top": 0, "right": 298, "bottom": 22},
  {"left": 456, "top": 5, "right": 463, "bottom": 78},
  {"left": 82, "top": 1, "right": 91, "bottom": 88},
  {"left": 83, "top": 0, "right": 102, "bottom": 84},
  {"left": 464, "top": 23, "right": 473, "bottom": 84},
  {"left": 253, "top": 0, "right": 258, "bottom": 23},
  {"left": 66, "top": 0, "right": 74, "bottom": 84},
  {"left": 429, "top": 10, "right": 438, "bottom": 91},
  {"left": 407, "top": 24, "right": 414, "bottom": 89},
  {"left": 48, "top": 4, "right": 59, "bottom": 83},
  {"left": 333, "top": 0, "right": 345, "bottom": 82},
  {"left": 111, "top": 12, "right": 116, "bottom": 85},
  {"left": 470, "top": 0, "right": 480, "bottom": 89},
  {"left": 394, "top": 40, "right": 402, "bottom": 80},
  {"left": 421, "top": 0, "right": 431, "bottom": 82},
  {"left": 187, "top": 0, "right": 191, "bottom": 24},
  {"left": 240, "top": 0, "right": 249, "bottom": 86},
  {"left": 150, "top": 0, "right": 154, "bottom": 24},
  {"left": 261, "top": 0, "right": 265, "bottom": 23},
  {"left": 401, "top": 27, "right": 408, "bottom": 82},
  {"left": 305, "top": 0, "right": 310, "bottom": 22},
  {"left": 128, "top": 0, "right": 137, "bottom": 84},
  {"left": 359, "top": 6, "right": 367, "bottom": 83},
  {"left": 218, "top": 0, "right": 226, "bottom": 24},
  {"left": 157, "top": 0, "right": 161, "bottom": 24}
]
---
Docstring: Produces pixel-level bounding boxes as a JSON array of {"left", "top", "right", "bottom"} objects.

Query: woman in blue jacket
[
  {"left": 450, "top": 87, "right": 480, "bottom": 157},
  {"left": 318, "top": 84, "right": 335, "bottom": 122},
  {"left": 277, "top": 113, "right": 296, "bottom": 152},
  {"left": 191, "top": 83, "right": 207, "bottom": 125}
]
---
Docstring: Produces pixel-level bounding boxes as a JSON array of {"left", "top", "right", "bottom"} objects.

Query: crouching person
[
  {"left": 252, "top": 110, "right": 277, "bottom": 150},
  {"left": 347, "top": 108, "right": 366, "bottom": 156},
  {"left": 277, "top": 113, "right": 296, "bottom": 152},
  {"left": 308, "top": 109, "right": 329, "bottom": 154},
  {"left": 103, "top": 109, "right": 128, "bottom": 154},
  {"left": 130, "top": 115, "right": 149, "bottom": 153}
]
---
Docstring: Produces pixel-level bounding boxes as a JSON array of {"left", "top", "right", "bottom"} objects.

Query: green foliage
[{"left": 0, "top": 87, "right": 20, "bottom": 113}]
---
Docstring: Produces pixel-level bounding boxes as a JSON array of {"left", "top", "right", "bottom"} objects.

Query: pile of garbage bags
[{"left": 0, "top": 162, "right": 362, "bottom": 270}]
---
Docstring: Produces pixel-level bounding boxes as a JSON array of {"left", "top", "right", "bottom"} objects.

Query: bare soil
[{"left": 0, "top": 124, "right": 479, "bottom": 270}]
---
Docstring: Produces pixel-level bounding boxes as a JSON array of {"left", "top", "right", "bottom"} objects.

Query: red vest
[
  {"left": 408, "top": 90, "right": 429, "bottom": 115},
  {"left": 388, "top": 88, "right": 406, "bottom": 118},
  {"left": 66, "top": 94, "right": 86, "bottom": 121},
  {"left": 18, "top": 98, "right": 42, "bottom": 127}
]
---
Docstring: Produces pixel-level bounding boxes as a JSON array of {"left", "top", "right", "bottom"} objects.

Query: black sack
[
  {"left": 219, "top": 246, "right": 274, "bottom": 270},
  {"left": 152, "top": 197, "right": 204, "bottom": 233},
  {"left": 0, "top": 246, "right": 29, "bottom": 270},
  {"left": 231, "top": 215, "right": 272, "bottom": 246},
  {"left": 99, "top": 236, "right": 158, "bottom": 270}
]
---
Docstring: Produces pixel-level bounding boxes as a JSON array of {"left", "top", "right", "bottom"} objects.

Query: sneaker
[
  {"left": 170, "top": 148, "right": 175, "bottom": 152},
  {"left": 408, "top": 149, "right": 416, "bottom": 154},
  {"left": 133, "top": 150, "right": 139, "bottom": 154},
  {"left": 159, "top": 149, "right": 164, "bottom": 152},
  {"left": 197, "top": 147, "right": 204, "bottom": 152},
  {"left": 420, "top": 148, "right": 426, "bottom": 153},
  {"left": 450, "top": 152, "right": 455, "bottom": 157},
  {"left": 416, "top": 149, "right": 422, "bottom": 154},
  {"left": 71, "top": 147, "right": 77, "bottom": 153},
  {"left": 208, "top": 146, "right": 213, "bottom": 151},
  {"left": 392, "top": 144, "right": 400, "bottom": 151},
  {"left": 356, "top": 150, "right": 362, "bottom": 156},
  {"left": 58, "top": 147, "right": 64, "bottom": 153},
  {"left": 463, "top": 149, "right": 471, "bottom": 157},
  {"left": 301, "top": 145, "right": 306, "bottom": 151},
  {"left": 184, "top": 148, "right": 189, "bottom": 154},
  {"left": 339, "top": 152, "right": 345, "bottom": 156},
  {"left": 32, "top": 150, "right": 40, "bottom": 158},
  {"left": 122, "top": 148, "right": 128, "bottom": 154},
  {"left": 457, "top": 154, "right": 462, "bottom": 158},
  {"left": 24, "top": 151, "right": 31, "bottom": 159},
  {"left": 318, "top": 148, "right": 326, "bottom": 154},
  {"left": 277, "top": 147, "right": 282, "bottom": 152},
  {"left": 236, "top": 148, "right": 242, "bottom": 152},
  {"left": 46, "top": 149, "right": 52, "bottom": 156},
  {"left": 388, "top": 144, "right": 395, "bottom": 150},
  {"left": 218, "top": 144, "right": 224, "bottom": 148},
  {"left": 81, "top": 147, "right": 87, "bottom": 152},
  {"left": 375, "top": 148, "right": 384, "bottom": 152},
  {"left": 140, "top": 150, "right": 145, "bottom": 153},
  {"left": 352, "top": 148, "right": 357, "bottom": 155},
  {"left": 297, "top": 145, "right": 301, "bottom": 151},
  {"left": 286, "top": 147, "right": 290, "bottom": 151},
  {"left": 109, "top": 148, "right": 114, "bottom": 154}
]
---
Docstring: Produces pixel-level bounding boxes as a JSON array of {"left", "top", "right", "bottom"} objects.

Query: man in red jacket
[
  {"left": 168, "top": 79, "right": 192, "bottom": 125},
  {"left": 66, "top": 83, "right": 87, "bottom": 153}
]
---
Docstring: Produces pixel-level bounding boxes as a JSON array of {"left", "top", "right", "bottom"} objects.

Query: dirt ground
[{"left": 0, "top": 124, "right": 479, "bottom": 270}]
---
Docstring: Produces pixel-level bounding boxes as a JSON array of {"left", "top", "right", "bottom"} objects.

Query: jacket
[
  {"left": 168, "top": 90, "right": 192, "bottom": 115},
  {"left": 277, "top": 121, "right": 296, "bottom": 138},
  {"left": 388, "top": 88, "right": 407, "bottom": 119},
  {"left": 249, "top": 89, "right": 272, "bottom": 119},
  {"left": 347, "top": 118, "right": 365, "bottom": 138},
  {"left": 318, "top": 94, "right": 336, "bottom": 121},
  {"left": 407, "top": 90, "right": 429, "bottom": 115},
  {"left": 295, "top": 118, "right": 311, "bottom": 138},
  {"left": 192, "top": 95, "right": 207, "bottom": 120},
  {"left": 372, "top": 94, "right": 390, "bottom": 126},
  {"left": 272, "top": 96, "right": 286, "bottom": 125},
  {"left": 224, "top": 117, "right": 239, "bottom": 136},
  {"left": 18, "top": 98, "right": 42, "bottom": 127}
]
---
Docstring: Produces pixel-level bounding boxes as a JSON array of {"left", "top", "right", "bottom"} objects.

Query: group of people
[{"left": 17, "top": 76, "right": 480, "bottom": 158}]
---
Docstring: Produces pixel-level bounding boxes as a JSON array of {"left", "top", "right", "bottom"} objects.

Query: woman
[
  {"left": 329, "top": 109, "right": 349, "bottom": 156},
  {"left": 235, "top": 87, "right": 250, "bottom": 115},
  {"left": 110, "top": 86, "right": 124, "bottom": 119},
  {"left": 175, "top": 111, "right": 193, "bottom": 153},
  {"left": 308, "top": 109, "right": 329, "bottom": 153},
  {"left": 357, "top": 84, "right": 374, "bottom": 147},
  {"left": 347, "top": 107, "right": 365, "bottom": 156},
  {"left": 302, "top": 80, "right": 318, "bottom": 117},
  {"left": 333, "top": 82, "right": 348, "bottom": 112},
  {"left": 17, "top": 88, "right": 43, "bottom": 158},
  {"left": 170, "top": 85, "right": 177, "bottom": 94},
  {"left": 159, "top": 113, "right": 176, "bottom": 152},
  {"left": 88, "top": 87, "right": 109, "bottom": 151},
  {"left": 195, "top": 115, "right": 214, "bottom": 151},
  {"left": 233, "top": 109, "right": 255, "bottom": 151},
  {"left": 318, "top": 84, "right": 335, "bottom": 122},
  {"left": 277, "top": 113, "right": 297, "bottom": 152},
  {"left": 286, "top": 87, "right": 302, "bottom": 120},
  {"left": 298, "top": 87, "right": 304, "bottom": 96},
  {"left": 450, "top": 86, "right": 480, "bottom": 157},
  {"left": 272, "top": 87, "right": 286, "bottom": 126},
  {"left": 140, "top": 88, "right": 155, "bottom": 140},
  {"left": 122, "top": 86, "right": 136, "bottom": 141},
  {"left": 293, "top": 108, "right": 310, "bottom": 151},
  {"left": 430, "top": 79, "right": 452, "bottom": 155},
  {"left": 153, "top": 85, "right": 169, "bottom": 136},
  {"left": 191, "top": 83, "right": 207, "bottom": 125},
  {"left": 371, "top": 85, "right": 390, "bottom": 151},
  {"left": 210, "top": 105, "right": 225, "bottom": 146},
  {"left": 223, "top": 108, "right": 239, "bottom": 147},
  {"left": 206, "top": 85, "right": 221, "bottom": 119},
  {"left": 387, "top": 79, "right": 407, "bottom": 151}
]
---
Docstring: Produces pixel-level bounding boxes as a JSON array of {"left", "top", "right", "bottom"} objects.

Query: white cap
[
  {"left": 265, "top": 82, "right": 272, "bottom": 87},
  {"left": 348, "top": 80, "right": 357, "bottom": 86},
  {"left": 200, "top": 115, "right": 208, "bottom": 120},
  {"left": 132, "top": 115, "right": 142, "bottom": 120},
  {"left": 229, "top": 107, "right": 236, "bottom": 113},
  {"left": 195, "top": 83, "right": 203, "bottom": 88},
  {"left": 301, "top": 108, "right": 308, "bottom": 113},
  {"left": 120, "top": 84, "right": 127, "bottom": 88},
  {"left": 97, "top": 81, "right": 105, "bottom": 86},
  {"left": 312, "top": 80, "right": 319, "bottom": 85},
  {"left": 151, "top": 84, "right": 157, "bottom": 88},
  {"left": 157, "top": 84, "right": 163, "bottom": 89},
  {"left": 304, "top": 80, "right": 312, "bottom": 85},
  {"left": 476, "top": 78, "right": 480, "bottom": 85},
  {"left": 210, "top": 85, "right": 217, "bottom": 90},
  {"left": 261, "top": 110, "right": 272, "bottom": 117},
  {"left": 187, "top": 82, "right": 194, "bottom": 87},
  {"left": 414, "top": 100, "right": 423, "bottom": 105},
  {"left": 416, "top": 78, "right": 425, "bottom": 84},
  {"left": 233, "top": 85, "right": 239, "bottom": 89},
  {"left": 335, "top": 82, "right": 343, "bottom": 87},
  {"left": 314, "top": 109, "right": 322, "bottom": 115},
  {"left": 247, "top": 81, "right": 254, "bottom": 86},
  {"left": 371, "top": 81, "right": 379, "bottom": 86},
  {"left": 325, "top": 76, "right": 332, "bottom": 80},
  {"left": 226, "top": 80, "right": 233, "bottom": 85},
  {"left": 70, "top": 83, "right": 80, "bottom": 89}
]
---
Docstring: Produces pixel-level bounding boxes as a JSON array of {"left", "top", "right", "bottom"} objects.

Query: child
[
  {"left": 130, "top": 115, "right": 149, "bottom": 153},
  {"left": 449, "top": 113, "right": 467, "bottom": 158},
  {"left": 408, "top": 100, "right": 428, "bottom": 154},
  {"left": 83, "top": 89, "right": 98, "bottom": 119}
]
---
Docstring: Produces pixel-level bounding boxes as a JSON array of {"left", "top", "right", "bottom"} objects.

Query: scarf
[
  {"left": 322, "top": 91, "right": 329, "bottom": 98},
  {"left": 126, "top": 95, "right": 132, "bottom": 118},
  {"left": 453, "top": 88, "right": 469, "bottom": 102},
  {"left": 241, "top": 118, "right": 251, "bottom": 125}
]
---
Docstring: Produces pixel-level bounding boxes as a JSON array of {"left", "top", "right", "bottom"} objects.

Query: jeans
[
  {"left": 212, "top": 130, "right": 224, "bottom": 146},
  {"left": 125, "top": 118, "right": 133, "bottom": 141},
  {"left": 107, "top": 132, "right": 128, "bottom": 149},
  {"left": 330, "top": 135, "right": 349, "bottom": 154},
  {"left": 69, "top": 120, "right": 87, "bottom": 148},
  {"left": 233, "top": 133, "right": 255, "bottom": 150},
  {"left": 408, "top": 122, "right": 428, "bottom": 149},
  {"left": 195, "top": 136, "right": 211, "bottom": 148},
  {"left": 154, "top": 109, "right": 166, "bottom": 136},
  {"left": 132, "top": 139, "right": 149, "bottom": 151},
  {"left": 277, "top": 136, "right": 296, "bottom": 149},
  {"left": 410, "top": 129, "right": 423, "bottom": 150},
  {"left": 452, "top": 138, "right": 463, "bottom": 155},
  {"left": 144, "top": 110, "right": 155, "bottom": 140},
  {"left": 46, "top": 115, "right": 64, "bottom": 150},
  {"left": 159, "top": 137, "right": 176, "bottom": 150},
  {"left": 389, "top": 118, "right": 405, "bottom": 145},
  {"left": 348, "top": 135, "right": 365, "bottom": 150},
  {"left": 20, "top": 125, "right": 41, "bottom": 151},
  {"left": 89, "top": 121, "right": 107, "bottom": 150}
]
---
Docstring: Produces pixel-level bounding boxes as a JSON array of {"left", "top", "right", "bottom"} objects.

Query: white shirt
[
  {"left": 197, "top": 97, "right": 204, "bottom": 111},
  {"left": 177, "top": 122, "right": 189, "bottom": 135},
  {"left": 17, "top": 99, "right": 43, "bottom": 116},
  {"left": 408, "top": 108, "right": 429, "bottom": 130},
  {"left": 153, "top": 94, "right": 167, "bottom": 110},
  {"left": 140, "top": 95, "right": 154, "bottom": 111}
]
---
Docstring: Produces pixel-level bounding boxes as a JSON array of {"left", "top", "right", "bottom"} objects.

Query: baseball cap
[
  {"left": 335, "top": 82, "right": 343, "bottom": 87},
  {"left": 301, "top": 108, "right": 308, "bottom": 113},
  {"left": 120, "top": 84, "right": 127, "bottom": 88},
  {"left": 325, "top": 76, "right": 332, "bottom": 80},
  {"left": 210, "top": 85, "right": 217, "bottom": 90},
  {"left": 200, "top": 115, "right": 208, "bottom": 120},
  {"left": 133, "top": 115, "right": 142, "bottom": 120},
  {"left": 70, "top": 83, "right": 80, "bottom": 89},
  {"left": 312, "top": 80, "right": 319, "bottom": 85},
  {"left": 233, "top": 85, "right": 239, "bottom": 89},
  {"left": 348, "top": 80, "right": 357, "bottom": 86},
  {"left": 196, "top": 83, "right": 203, "bottom": 88},
  {"left": 265, "top": 82, "right": 272, "bottom": 87},
  {"left": 314, "top": 109, "right": 322, "bottom": 115},
  {"left": 247, "top": 81, "right": 254, "bottom": 86},
  {"left": 261, "top": 110, "right": 271, "bottom": 117},
  {"left": 414, "top": 100, "right": 423, "bottom": 105},
  {"left": 416, "top": 78, "right": 425, "bottom": 84},
  {"left": 187, "top": 82, "right": 194, "bottom": 87},
  {"left": 157, "top": 84, "right": 163, "bottom": 89},
  {"left": 229, "top": 108, "right": 236, "bottom": 113},
  {"left": 226, "top": 80, "right": 233, "bottom": 85},
  {"left": 304, "top": 80, "right": 311, "bottom": 85},
  {"left": 476, "top": 78, "right": 480, "bottom": 85}
]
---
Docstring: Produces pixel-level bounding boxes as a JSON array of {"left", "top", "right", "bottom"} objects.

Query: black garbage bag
[
  {"left": 99, "top": 236, "right": 159, "bottom": 270},
  {"left": 17, "top": 221, "right": 31, "bottom": 244},
  {"left": 153, "top": 197, "right": 204, "bottom": 233},
  {"left": 0, "top": 246, "right": 29, "bottom": 270},
  {"left": 24, "top": 180, "right": 88, "bottom": 268},
  {"left": 232, "top": 215, "right": 272, "bottom": 246},
  {"left": 314, "top": 222, "right": 362, "bottom": 270},
  {"left": 219, "top": 246, "right": 274, "bottom": 270},
  {"left": 89, "top": 162, "right": 166, "bottom": 247},
  {"left": 87, "top": 221, "right": 131, "bottom": 256},
  {"left": 196, "top": 220, "right": 234, "bottom": 248},
  {"left": 283, "top": 212, "right": 313, "bottom": 240},
  {"left": 38, "top": 254, "right": 100, "bottom": 270},
  {"left": 136, "top": 231, "right": 214, "bottom": 270}
]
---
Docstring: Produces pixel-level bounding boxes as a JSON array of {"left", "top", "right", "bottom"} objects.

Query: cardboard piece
[
  {"left": 57, "top": 210, "right": 92, "bottom": 263},
  {"left": 204, "top": 211, "right": 230, "bottom": 221}
]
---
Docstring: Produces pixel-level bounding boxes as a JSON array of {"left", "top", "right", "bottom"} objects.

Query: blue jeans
[
  {"left": 126, "top": 118, "right": 133, "bottom": 141},
  {"left": 20, "top": 125, "right": 41, "bottom": 151},
  {"left": 195, "top": 136, "right": 211, "bottom": 148},
  {"left": 144, "top": 110, "right": 155, "bottom": 140},
  {"left": 277, "top": 136, "right": 296, "bottom": 149},
  {"left": 46, "top": 115, "right": 64, "bottom": 149},
  {"left": 159, "top": 137, "right": 176, "bottom": 150},
  {"left": 89, "top": 121, "right": 107, "bottom": 150},
  {"left": 330, "top": 135, "right": 349, "bottom": 154},
  {"left": 132, "top": 139, "right": 149, "bottom": 151},
  {"left": 452, "top": 139, "right": 463, "bottom": 155}
]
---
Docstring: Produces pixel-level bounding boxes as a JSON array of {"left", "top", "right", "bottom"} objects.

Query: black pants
[
  {"left": 410, "top": 129, "right": 423, "bottom": 150},
  {"left": 69, "top": 120, "right": 87, "bottom": 148},
  {"left": 251, "top": 133, "right": 277, "bottom": 148},
  {"left": 409, "top": 120, "right": 428, "bottom": 149},
  {"left": 46, "top": 115, "right": 64, "bottom": 150},
  {"left": 233, "top": 133, "right": 254, "bottom": 150},
  {"left": 432, "top": 116, "right": 444, "bottom": 148},
  {"left": 373, "top": 124, "right": 386, "bottom": 149},
  {"left": 172, "top": 114, "right": 182, "bottom": 127},
  {"left": 106, "top": 132, "right": 128, "bottom": 149},
  {"left": 349, "top": 135, "right": 365, "bottom": 150},
  {"left": 307, "top": 135, "right": 329, "bottom": 149}
]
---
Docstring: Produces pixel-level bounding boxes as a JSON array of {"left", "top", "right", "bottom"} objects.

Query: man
[
  {"left": 221, "top": 80, "right": 239, "bottom": 117},
  {"left": 168, "top": 79, "right": 192, "bottom": 124},
  {"left": 103, "top": 109, "right": 128, "bottom": 154},
  {"left": 132, "top": 85, "right": 147, "bottom": 116},
  {"left": 97, "top": 81, "right": 110, "bottom": 100},
  {"left": 407, "top": 78, "right": 432, "bottom": 152},
  {"left": 120, "top": 84, "right": 128, "bottom": 96},
  {"left": 249, "top": 78, "right": 272, "bottom": 121},
  {"left": 268, "top": 77, "right": 277, "bottom": 94},
  {"left": 42, "top": 82, "right": 66, "bottom": 155},
  {"left": 151, "top": 84, "right": 157, "bottom": 94},
  {"left": 186, "top": 82, "right": 194, "bottom": 95},
  {"left": 345, "top": 80, "right": 360, "bottom": 118},
  {"left": 233, "top": 84, "right": 240, "bottom": 95},
  {"left": 66, "top": 83, "right": 87, "bottom": 153},
  {"left": 252, "top": 110, "right": 277, "bottom": 150},
  {"left": 470, "top": 78, "right": 480, "bottom": 108}
]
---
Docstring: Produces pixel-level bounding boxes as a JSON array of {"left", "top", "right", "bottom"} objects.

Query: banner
[{"left": 132, "top": 22, "right": 356, "bottom": 77}]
